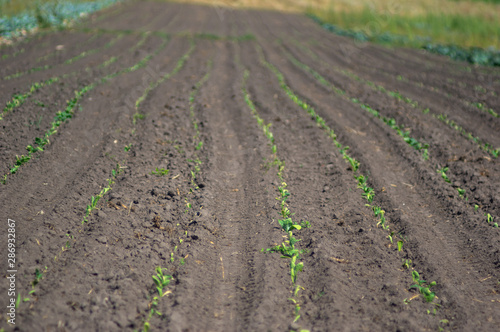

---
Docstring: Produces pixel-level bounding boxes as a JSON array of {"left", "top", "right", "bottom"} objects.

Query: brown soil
[{"left": 1, "top": 1, "right": 499, "bottom": 331}]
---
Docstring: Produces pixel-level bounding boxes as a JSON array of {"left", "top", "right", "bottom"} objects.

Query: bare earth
[{"left": 1, "top": 1, "right": 499, "bottom": 331}]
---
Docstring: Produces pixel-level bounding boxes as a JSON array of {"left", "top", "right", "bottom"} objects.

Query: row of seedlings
[
  {"left": 143, "top": 52, "right": 213, "bottom": 332},
  {"left": 281, "top": 44, "right": 499, "bottom": 228},
  {"left": 1, "top": 32, "right": 152, "bottom": 121},
  {"left": 255, "top": 43, "right": 440, "bottom": 315},
  {"left": 3, "top": 33, "right": 123, "bottom": 80},
  {"left": 22, "top": 35, "right": 174, "bottom": 296},
  {"left": 25, "top": 33, "right": 197, "bottom": 329},
  {"left": 2, "top": 35, "right": 170, "bottom": 183},
  {"left": 241, "top": 66, "right": 310, "bottom": 330},
  {"left": 132, "top": 38, "right": 195, "bottom": 123},
  {"left": 290, "top": 39, "right": 499, "bottom": 158}
]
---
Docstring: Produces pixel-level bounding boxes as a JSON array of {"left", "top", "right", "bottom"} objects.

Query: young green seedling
[
  {"left": 152, "top": 267, "right": 172, "bottom": 297},
  {"left": 388, "top": 232, "right": 395, "bottom": 243},
  {"left": 402, "top": 259, "right": 412, "bottom": 269},
  {"left": 410, "top": 271, "right": 437, "bottom": 302},
  {"left": 437, "top": 167, "right": 451, "bottom": 183},
  {"left": 151, "top": 167, "right": 169, "bottom": 176}
]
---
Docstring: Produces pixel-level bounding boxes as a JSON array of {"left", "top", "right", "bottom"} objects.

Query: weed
[
  {"left": 124, "top": 144, "right": 132, "bottom": 152},
  {"left": 31, "top": 268, "right": 43, "bottom": 288},
  {"left": 300, "top": 220, "right": 311, "bottom": 228},
  {"left": 457, "top": 187, "right": 466, "bottom": 199},
  {"left": 173, "top": 145, "right": 184, "bottom": 155}
]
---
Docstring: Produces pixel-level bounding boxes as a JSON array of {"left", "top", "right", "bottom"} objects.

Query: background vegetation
[{"left": 0, "top": 0, "right": 120, "bottom": 39}]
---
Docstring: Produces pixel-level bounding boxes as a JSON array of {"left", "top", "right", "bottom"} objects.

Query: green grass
[{"left": 309, "top": 7, "right": 500, "bottom": 49}]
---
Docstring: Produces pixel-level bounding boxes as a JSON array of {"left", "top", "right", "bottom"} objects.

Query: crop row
[
  {"left": 241, "top": 68, "right": 310, "bottom": 330},
  {"left": 144, "top": 52, "right": 214, "bottom": 332},
  {"left": 1, "top": 47, "right": 24, "bottom": 60},
  {"left": 284, "top": 43, "right": 499, "bottom": 227},
  {"left": 389, "top": 73, "right": 499, "bottom": 121},
  {"left": 374, "top": 66, "right": 499, "bottom": 121},
  {"left": 337, "top": 68, "right": 500, "bottom": 159},
  {"left": 282, "top": 47, "right": 430, "bottom": 159},
  {"left": 184, "top": 58, "right": 212, "bottom": 200},
  {"left": 34, "top": 32, "right": 103, "bottom": 64},
  {"left": 1, "top": 76, "right": 58, "bottom": 120},
  {"left": 3, "top": 33, "right": 123, "bottom": 80},
  {"left": 20, "top": 34, "right": 197, "bottom": 327},
  {"left": 255, "top": 43, "right": 440, "bottom": 310},
  {"left": 1, "top": 32, "right": 151, "bottom": 122},
  {"left": 133, "top": 39, "right": 195, "bottom": 123},
  {"left": 64, "top": 33, "right": 123, "bottom": 65},
  {"left": 2, "top": 34, "right": 169, "bottom": 183}
]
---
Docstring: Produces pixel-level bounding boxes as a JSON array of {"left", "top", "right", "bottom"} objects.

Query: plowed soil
[{"left": 1, "top": 1, "right": 499, "bottom": 331}]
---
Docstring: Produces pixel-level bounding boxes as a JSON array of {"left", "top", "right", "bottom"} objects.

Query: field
[{"left": 1, "top": 0, "right": 500, "bottom": 331}]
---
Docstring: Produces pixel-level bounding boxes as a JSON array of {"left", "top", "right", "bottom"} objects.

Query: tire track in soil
[
  {"left": 249, "top": 30, "right": 500, "bottom": 330},
  {"left": 165, "top": 40, "right": 291, "bottom": 332}
]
